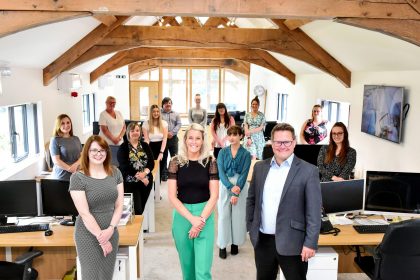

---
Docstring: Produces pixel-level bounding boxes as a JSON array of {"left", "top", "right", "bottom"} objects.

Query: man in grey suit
[{"left": 246, "top": 123, "right": 322, "bottom": 280}]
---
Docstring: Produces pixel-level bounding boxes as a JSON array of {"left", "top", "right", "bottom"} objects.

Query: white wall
[
  {"left": 2, "top": 65, "right": 419, "bottom": 179},
  {"left": 249, "top": 65, "right": 420, "bottom": 175}
]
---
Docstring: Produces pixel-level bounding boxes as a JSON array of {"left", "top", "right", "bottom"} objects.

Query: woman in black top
[
  {"left": 317, "top": 122, "right": 356, "bottom": 182},
  {"left": 117, "top": 122, "right": 154, "bottom": 214},
  {"left": 168, "top": 123, "right": 219, "bottom": 280}
]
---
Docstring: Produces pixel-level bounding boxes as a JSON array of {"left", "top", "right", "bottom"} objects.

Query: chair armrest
[{"left": 15, "top": 250, "right": 43, "bottom": 265}]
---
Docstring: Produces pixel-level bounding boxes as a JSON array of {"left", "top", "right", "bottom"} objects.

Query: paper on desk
[
  {"left": 330, "top": 216, "right": 354, "bottom": 225},
  {"left": 17, "top": 216, "right": 57, "bottom": 225},
  {"left": 354, "top": 218, "right": 389, "bottom": 225}
]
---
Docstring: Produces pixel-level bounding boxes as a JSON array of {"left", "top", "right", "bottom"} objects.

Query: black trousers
[
  {"left": 161, "top": 136, "right": 178, "bottom": 176},
  {"left": 149, "top": 141, "right": 167, "bottom": 179},
  {"left": 254, "top": 232, "right": 308, "bottom": 280},
  {"left": 124, "top": 180, "right": 153, "bottom": 215}
]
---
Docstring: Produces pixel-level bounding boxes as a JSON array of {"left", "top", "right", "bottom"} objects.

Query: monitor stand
[
  {"left": 0, "top": 215, "right": 7, "bottom": 226},
  {"left": 60, "top": 215, "right": 76, "bottom": 226}
]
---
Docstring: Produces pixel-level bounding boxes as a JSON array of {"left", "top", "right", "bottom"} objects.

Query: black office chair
[
  {"left": 0, "top": 249, "right": 43, "bottom": 280},
  {"left": 354, "top": 219, "right": 420, "bottom": 280}
]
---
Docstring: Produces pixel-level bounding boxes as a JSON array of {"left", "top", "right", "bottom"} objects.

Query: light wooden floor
[{"left": 142, "top": 182, "right": 370, "bottom": 280}]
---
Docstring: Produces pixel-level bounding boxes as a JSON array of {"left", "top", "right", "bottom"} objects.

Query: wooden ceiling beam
[
  {"left": 89, "top": 47, "right": 295, "bottom": 84},
  {"left": 97, "top": 25, "right": 348, "bottom": 83},
  {"left": 0, "top": 11, "right": 89, "bottom": 38},
  {"left": 271, "top": 19, "right": 351, "bottom": 87},
  {"left": 153, "top": 16, "right": 180, "bottom": 27},
  {"left": 181, "top": 17, "right": 201, "bottom": 27},
  {"left": 92, "top": 14, "right": 118, "bottom": 26},
  {"left": 42, "top": 16, "right": 130, "bottom": 86},
  {"left": 406, "top": 0, "right": 420, "bottom": 14},
  {"left": 100, "top": 26, "right": 325, "bottom": 70},
  {"left": 129, "top": 58, "right": 250, "bottom": 75},
  {"left": 283, "top": 19, "right": 312, "bottom": 30},
  {"left": 203, "top": 17, "right": 224, "bottom": 27},
  {"left": 336, "top": 17, "right": 420, "bottom": 47},
  {"left": 255, "top": 50, "right": 295, "bottom": 84},
  {"left": 1, "top": 0, "right": 419, "bottom": 20}
]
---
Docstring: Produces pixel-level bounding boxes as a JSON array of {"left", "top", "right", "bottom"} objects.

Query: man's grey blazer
[{"left": 246, "top": 156, "right": 322, "bottom": 256}]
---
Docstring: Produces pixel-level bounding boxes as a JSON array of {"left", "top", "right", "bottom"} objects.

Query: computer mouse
[{"left": 44, "top": 229, "right": 53, "bottom": 236}]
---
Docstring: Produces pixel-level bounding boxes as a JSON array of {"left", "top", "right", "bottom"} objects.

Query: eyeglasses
[
  {"left": 332, "top": 132, "right": 344, "bottom": 137},
  {"left": 272, "top": 140, "right": 293, "bottom": 147},
  {"left": 89, "top": 149, "right": 107, "bottom": 155}
]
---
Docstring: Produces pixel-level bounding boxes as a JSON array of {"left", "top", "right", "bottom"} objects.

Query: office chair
[
  {"left": 0, "top": 249, "right": 43, "bottom": 280},
  {"left": 354, "top": 219, "right": 420, "bottom": 280}
]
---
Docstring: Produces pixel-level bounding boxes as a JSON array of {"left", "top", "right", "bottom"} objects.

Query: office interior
[{"left": 1, "top": 6, "right": 420, "bottom": 279}]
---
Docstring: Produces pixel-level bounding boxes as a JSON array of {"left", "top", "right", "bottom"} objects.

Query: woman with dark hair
[
  {"left": 217, "top": 125, "right": 251, "bottom": 259},
  {"left": 118, "top": 122, "right": 155, "bottom": 214},
  {"left": 300, "top": 104, "right": 329, "bottom": 144},
  {"left": 49, "top": 114, "right": 82, "bottom": 180},
  {"left": 210, "top": 103, "right": 235, "bottom": 158},
  {"left": 69, "top": 135, "right": 124, "bottom": 280},
  {"left": 243, "top": 97, "right": 266, "bottom": 160},
  {"left": 317, "top": 122, "right": 357, "bottom": 182}
]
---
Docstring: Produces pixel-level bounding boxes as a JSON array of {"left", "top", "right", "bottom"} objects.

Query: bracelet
[
  {"left": 160, "top": 151, "right": 164, "bottom": 154},
  {"left": 199, "top": 216, "right": 206, "bottom": 224},
  {"left": 109, "top": 224, "right": 116, "bottom": 230}
]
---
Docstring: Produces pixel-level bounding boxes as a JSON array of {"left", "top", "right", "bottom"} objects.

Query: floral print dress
[
  {"left": 243, "top": 111, "right": 266, "bottom": 159},
  {"left": 303, "top": 119, "right": 329, "bottom": 144},
  {"left": 126, "top": 140, "right": 149, "bottom": 182}
]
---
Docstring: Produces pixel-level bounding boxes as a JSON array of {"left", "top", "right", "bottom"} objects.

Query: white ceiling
[{"left": 1, "top": 16, "right": 420, "bottom": 75}]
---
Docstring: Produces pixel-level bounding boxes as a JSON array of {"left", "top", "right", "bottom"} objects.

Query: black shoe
[
  {"left": 231, "top": 244, "right": 238, "bottom": 255},
  {"left": 161, "top": 174, "right": 168, "bottom": 181},
  {"left": 219, "top": 248, "right": 227, "bottom": 259}
]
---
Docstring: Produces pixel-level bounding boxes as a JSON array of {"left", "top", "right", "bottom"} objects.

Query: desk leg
[
  {"left": 128, "top": 230, "right": 143, "bottom": 280},
  {"left": 5, "top": 247, "right": 12, "bottom": 262},
  {"left": 154, "top": 166, "right": 161, "bottom": 203}
]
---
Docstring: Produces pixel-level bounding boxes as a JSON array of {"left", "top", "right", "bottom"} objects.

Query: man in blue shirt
[
  {"left": 161, "top": 97, "right": 181, "bottom": 181},
  {"left": 246, "top": 123, "right": 321, "bottom": 280}
]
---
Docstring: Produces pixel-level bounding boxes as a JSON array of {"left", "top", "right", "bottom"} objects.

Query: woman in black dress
[{"left": 117, "top": 122, "right": 155, "bottom": 214}]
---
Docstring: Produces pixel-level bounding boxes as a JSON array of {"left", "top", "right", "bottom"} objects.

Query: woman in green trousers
[{"left": 168, "top": 123, "right": 219, "bottom": 280}]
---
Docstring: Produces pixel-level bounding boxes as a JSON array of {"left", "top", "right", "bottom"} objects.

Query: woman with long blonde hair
[
  {"left": 49, "top": 114, "right": 82, "bottom": 180},
  {"left": 168, "top": 123, "right": 219, "bottom": 280}
]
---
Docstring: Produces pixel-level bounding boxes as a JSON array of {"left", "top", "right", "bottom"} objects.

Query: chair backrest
[{"left": 376, "top": 219, "right": 420, "bottom": 280}]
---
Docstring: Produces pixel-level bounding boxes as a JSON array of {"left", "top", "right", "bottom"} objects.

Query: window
[
  {"left": 191, "top": 68, "right": 219, "bottom": 112},
  {"left": 222, "top": 70, "right": 248, "bottom": 112},
  {"left": 82, "top": 93, "right": 96, "bottom": 128},
  {"left": 162, "top": 69, "right": 188, "bottom": 113},
  {"left": 0, "top": 103, "right": 39, "bottom": 170},
  {"left": 320, "top": 99, "right": 350, "bottom": 127},
  {"left": 278, "top": 93, "right": 288, "bottom": 121}
]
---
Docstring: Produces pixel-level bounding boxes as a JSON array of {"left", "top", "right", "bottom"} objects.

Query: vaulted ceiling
[{"left": 2, "top": 0, "right": 420, "bottom": 88}]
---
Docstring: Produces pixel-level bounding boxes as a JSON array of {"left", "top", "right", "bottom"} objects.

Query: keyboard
[
  {"left": 353, "top": 224, "right": 389, "bottom": 234},
  {"left": 0, "top": 223, "right": 49, "bottom": 234}
]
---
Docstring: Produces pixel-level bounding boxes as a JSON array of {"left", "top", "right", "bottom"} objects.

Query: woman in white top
[
  {"left": 188, "top": 93, "right": 207, "bottom": 127},
  {"left": 99, "top": 96, "right": 126, "bottom": 146},
  {"left": 210, "top": 103, "right": 235, "bottom": 159},
  {"left": 143, "top": 104, "right": 168, "bottom": 175}
]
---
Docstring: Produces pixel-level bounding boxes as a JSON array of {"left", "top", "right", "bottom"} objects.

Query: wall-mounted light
[{"left": 0, "top": 67, "right": 12, "bottom": 77}]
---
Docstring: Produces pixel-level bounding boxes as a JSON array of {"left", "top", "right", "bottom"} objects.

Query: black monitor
[
  {"left": 364, "top": 171, "right": 420, "bottom": 217},
  {"left": 41, "top": 179, "right": 78, "bottom": 225},
  {"left": 0, "top": 180, "right": 38, "bottom": 223},
  {"left": 321, "top": 179, "right": 365, "bottom": 214},
  {"left": 264, "top": 121, "right": 277, "bottom": 141}
]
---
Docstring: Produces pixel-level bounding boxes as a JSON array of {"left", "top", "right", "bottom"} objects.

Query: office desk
[
  {"left": 0, "top": 215, "right": 144, "bottom": 280},
  {"left": 318, "top": 224, "right": 383, "bottom": 273}
]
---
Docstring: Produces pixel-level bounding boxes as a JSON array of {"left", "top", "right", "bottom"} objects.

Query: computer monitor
[
  {"left": 41, "top": 179, "right": 78, "bottom": 225},
  {"left": 0, "top": 180, "right": 38, "bottom": 223},
  {"left": 264, "top": 121, "right": 277, "bottom": 141},
  {"left": 364, "top": 171, "right": 420, "bottom": 217},
  {"left": 321, "top": 179, "right": 365, "bottom": 215}
]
